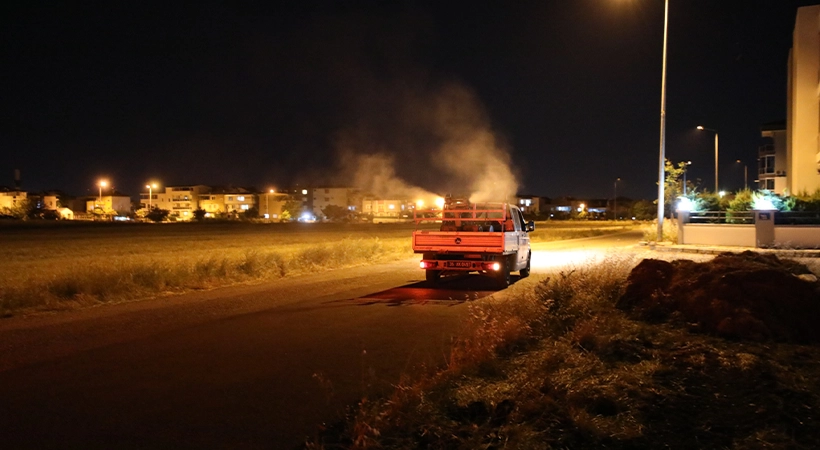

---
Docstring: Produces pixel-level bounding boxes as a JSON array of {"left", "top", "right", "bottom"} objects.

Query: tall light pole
[
  {"left": 98, "top": 180, "right": 108, "bottom": 210},
  {"left": 697, "top": 125, "right": 719, "bottom": 192},
  {"left": 736, "top": 160, "right": 748, "bottom": 190},
  {"left": 656, "top": 0, "right": 670, "bottom": 242},
  {"left": 613, "top": 177, "right": 621, "bottom": 221},
  {"left": 682, "top": 160, "right": 692, "bottom": 195},
  {"left": 146, "top": 183, "right": 157, "bottom": 210},
  {"left": 266, "top": 189, "right": 274, "bottom": 221}
]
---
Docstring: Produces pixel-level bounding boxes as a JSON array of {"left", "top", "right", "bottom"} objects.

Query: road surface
[{"left": 0, "top": 230, "right": 643, "bottom": 449}]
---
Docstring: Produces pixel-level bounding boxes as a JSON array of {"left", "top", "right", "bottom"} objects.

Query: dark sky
[{"left": 2, "top": 0, "right": 818, "bottom": 200}]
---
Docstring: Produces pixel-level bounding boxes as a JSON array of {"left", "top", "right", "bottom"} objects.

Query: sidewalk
[{"left": 644, "top": 242, "right": 820, "bottom": 258}]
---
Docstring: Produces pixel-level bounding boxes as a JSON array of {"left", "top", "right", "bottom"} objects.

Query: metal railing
[
  {"left": 686, "top": 210, "right": 755, "bottom": 224},
  {"left": 775, "top": 211, "right": 820, "bottom": 225}
]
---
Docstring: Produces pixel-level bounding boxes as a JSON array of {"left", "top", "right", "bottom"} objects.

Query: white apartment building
[
  {"left": 759, "top": 121, "right": 788, "bottom": 193},
  {"left": 148, "top": 185, "right": 211, "bottom": 220},
  {"left": 786, "top": 5, "right": 820, "bottom": 194}
]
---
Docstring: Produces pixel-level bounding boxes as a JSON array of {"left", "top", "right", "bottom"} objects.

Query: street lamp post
[
  {"left": 655, "top": 0, "right": 670, "bottom": 242},
  {"left": 146, "top": 183, "right": 157, "bottom": 211},
  {"left": 266, "top": 189, "right": 274, "bottom": 221},
  {"left": 697, "top": 126, "right": 719, "bottom": 192},
  {"left": 613, "top": 177, "right": 621, "bottom": 220},
  {"left": 682, "top": 160, "right": 692, "bottom": 195},
  {"left": 736, "top": 160, "right": 748, "bottom": 190},
  {"left": 98, "top": 180, "right": 108, "bottom": 210}
]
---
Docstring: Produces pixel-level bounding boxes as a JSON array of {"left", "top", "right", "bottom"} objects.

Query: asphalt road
[{"left": 0, "top": 230, "right": 644, "bottom": 449}]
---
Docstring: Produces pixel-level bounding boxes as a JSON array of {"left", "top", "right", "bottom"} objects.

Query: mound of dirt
[{"left": 617, "top": 251, "right": 820, "bottom": 342}]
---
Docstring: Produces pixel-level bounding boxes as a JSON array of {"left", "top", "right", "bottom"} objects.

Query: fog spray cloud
[{"left": 333, "top": 80, "right": 519, "bottom": 205}]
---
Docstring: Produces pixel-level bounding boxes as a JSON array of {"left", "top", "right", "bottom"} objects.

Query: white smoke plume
[
  {"left": 333, "top": 80, "right": 519, "bottom": 205},
  {"left": 429, "top": 84, "right": 517, "bottom": 203}
]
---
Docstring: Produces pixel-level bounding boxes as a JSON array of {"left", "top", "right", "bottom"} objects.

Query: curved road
[{"left": 0, "top": 230, "right": 644, "bottom": 449}]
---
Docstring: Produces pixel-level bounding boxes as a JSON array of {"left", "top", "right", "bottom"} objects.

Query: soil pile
[{"left": 618, "top": 251, "right": 820, "bottom": 342}]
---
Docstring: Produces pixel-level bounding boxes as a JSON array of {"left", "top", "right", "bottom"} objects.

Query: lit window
[
  {"left": 237, "top": 196, "right": 245, "bottom": 201},
  {"left": 520, "top": 199, "right": 524, "bottom": 204},
  {"left": 183, "top": 211, "right": 189, "bottom": 216},
  {"left": 302, "top": 189, "right": 308, "bottom": 195},
  {"left": 388, "top": 204, "right": 395, "bottom": 209},
  {"left": 241, "top": 204, "right": 249, "bottom": 210},
  {"left": 525, "top": 199, "right": 531, "bottom": 206}
]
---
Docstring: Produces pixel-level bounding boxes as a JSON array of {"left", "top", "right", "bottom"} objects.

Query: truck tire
[
  {"left": 519, "top": 252, "right": 531, "bottom": 278},
  {"left": 495, "top": 259, "right": 510, "bottom": 289},
  {"left": 426, "top": 270, "right": 441, "bottom": 283}
]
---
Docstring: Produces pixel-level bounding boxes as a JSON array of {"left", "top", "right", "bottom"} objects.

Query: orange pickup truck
[{"left": 412, "top": 199, "right": 534, "bottom": 288}]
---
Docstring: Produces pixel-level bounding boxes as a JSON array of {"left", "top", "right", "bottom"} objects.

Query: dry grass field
[
  {"left": 0, "top": 221, "right": 415, "bottom": 314},
  {"left": 0, "top": 220, "right": 636, "bottom": 315}
]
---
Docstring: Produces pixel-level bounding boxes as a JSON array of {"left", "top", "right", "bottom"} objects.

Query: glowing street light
[
  {"left": 146, "top": 183, "right": 158, "bottom": 211},
  {"left": 697, "top": 125, "right": 719, "bottom": 192}
]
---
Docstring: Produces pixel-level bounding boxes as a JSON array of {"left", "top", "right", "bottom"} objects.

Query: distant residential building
[
  {"left": 362, "top": 197, "right": 410, "bottom": 222},
  {"left": 259, "top": 191, "right": 290, "bottom": 220},
  {"left": 86, "top": 193, "right": 131, "bottom": 215},
  {"left": 144, "top": 185, "right": 210, "bottom": 220},
  {"left": 759, "top": 121, "right": 788, "bottom": 192},
  {"left": 214, "top": 187, "right": 257, "bottom": 215},
  {"left": 514, "top": 195, "right": 542, "bottom": 215},
  {"left": 786, "top": 5, "right": 820, "bottom": 194},
  {"left": 85, "top": 193, "right": 131, "bottom": 216},
  {"left": 311, "top": 187, "right": 357, "bottom": 218},
  {"left": 0, "top": 187, "right": 27, "bottom": 211}
]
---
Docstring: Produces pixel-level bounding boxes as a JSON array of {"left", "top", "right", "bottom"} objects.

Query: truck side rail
[{"left": 413, "top": 203, "right": 513, "bottom": 232}]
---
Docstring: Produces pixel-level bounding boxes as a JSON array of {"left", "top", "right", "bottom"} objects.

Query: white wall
[
  {"left": 681, "top": 224, "right": 756, "bottom": 247},
  {"left": 774, "top": 227, "right": 820, "bottom": 248}
]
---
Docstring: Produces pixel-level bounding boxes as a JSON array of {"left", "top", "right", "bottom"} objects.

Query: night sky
[{"left": 3, "top": 0, "right": 818, "bottom": 200}]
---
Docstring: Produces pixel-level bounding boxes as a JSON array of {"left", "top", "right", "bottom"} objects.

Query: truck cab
[{"left": 411, "top": 199, "right": 534, "bottom": 288}]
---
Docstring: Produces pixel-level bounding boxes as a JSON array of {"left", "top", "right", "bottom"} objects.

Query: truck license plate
[{"left": 446, "top": 261, "right": 472, "bottom": 268}]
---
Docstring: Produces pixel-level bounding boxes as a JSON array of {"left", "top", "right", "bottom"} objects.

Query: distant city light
[{"left": 435, "top": 197, "right": 445, "bottom": 208}]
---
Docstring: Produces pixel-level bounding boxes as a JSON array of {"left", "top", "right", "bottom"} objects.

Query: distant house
[
  {"left": 514, "top": 195, "right": 546, "bottom": 216},
  {"left": 311, "top": 187, "right": 357, "bottom": 219},
  {"left": 258, "top": 191, "right": 290, "bottom": 220},
  {"left": 85, "top": 192, "right": 131, "bottom": 216},
  {"left": 0, "top": 186, "right": 27, "bottom": 211},
  {"left": 362, "top": 197, "right": 412, "bottom": 222},
  {"left": 143, "top": 185, "right": 210, "bottom": 220}
]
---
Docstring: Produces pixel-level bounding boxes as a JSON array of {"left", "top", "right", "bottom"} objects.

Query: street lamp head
[
  {"left": 696, "top": 125, "right": 704, "bottom": 130},
  {"left": 99, "top": 180, "right": 108, "bottom": 187},
  {"left": 269, "top": 189, "right": 274, "bottom": 194}
]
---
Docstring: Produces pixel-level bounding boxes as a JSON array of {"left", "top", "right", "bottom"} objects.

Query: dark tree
[{"left": 147, "top": 207, "right": 170, "bottom": 222}]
